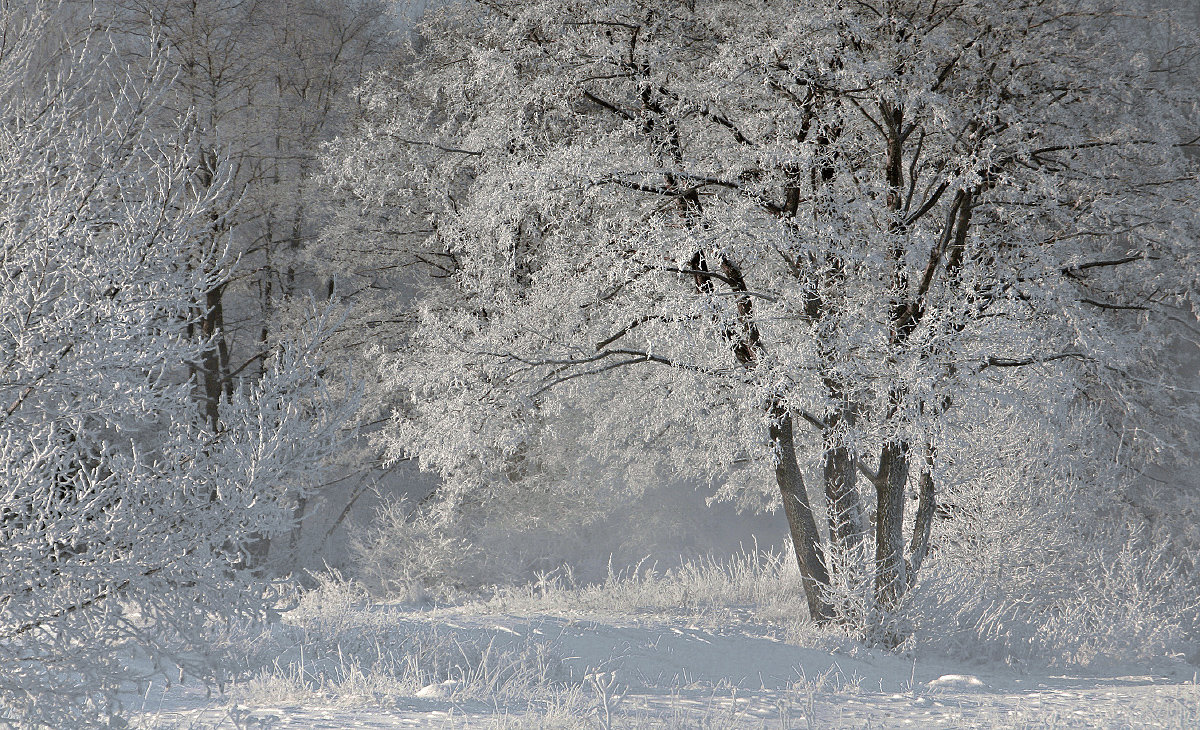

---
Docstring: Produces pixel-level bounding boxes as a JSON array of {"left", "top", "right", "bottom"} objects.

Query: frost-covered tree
[
  {"left": 106, "top": 0, "right": 393, "bottom": 568},
  {"left": 325, "top": 0, "right": 1200, "bottom": 633},
  {"left": 0, "top": 6, "right": 352, "bottom": 726}
]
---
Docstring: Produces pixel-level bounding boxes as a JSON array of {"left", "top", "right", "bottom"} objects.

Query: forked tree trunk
[
  {"left": 692, "top": 250, "right": 834, "bottom": 623},
  {"left": 770, "top": 403, "right": 834, "bottom": 624}
]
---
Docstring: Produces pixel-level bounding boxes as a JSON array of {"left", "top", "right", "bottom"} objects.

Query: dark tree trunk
[
  {"left": 822, "top": 406, "right": 867, "bottom": 558},
  {"left": 193, "top": 147, "right": 231, "bottom": 432},
  {"left": 770, "top": 403, "right": 834, "bottom": 624},
  {"left": 288, "top": 495, "right": 308, "bottom": 561},
  {"left": 907, "top": 445, "right": 936, "bottom": 582},
  {"left": 690, "top": 249, "right": 833, "bottom": 622},
  {"left": 874, "top": 440, "right": 909, "bottom": 611},
  {"left": 823, "top": 437, "right": 868, "bottom": 627},
  {"left": 198, "top": 284, "right": 226, "bottom": 431}
]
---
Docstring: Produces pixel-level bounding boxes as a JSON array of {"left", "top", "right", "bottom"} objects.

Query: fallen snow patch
[{"left": 927, "top": 673, "right": 986, "bottom": 690}]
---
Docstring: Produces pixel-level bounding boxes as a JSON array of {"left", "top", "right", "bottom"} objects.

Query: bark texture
[
  {"left": 908, "top": 458, "right": 935, "bottom": 580},
  {"left": 823, "top": 422, "right": 867, "bottom": 558},
  {"left": 874, "top": 441, "right": 909, "bottom": 610},
  {"left": 771, "top": 404, "right": 834, "bottom": 624}
]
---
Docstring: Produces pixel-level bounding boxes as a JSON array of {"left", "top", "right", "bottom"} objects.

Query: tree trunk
[
  {"left": 824, "top": 443, "right": 867, "bottom": 558},
  {"left": 198, "top": 284, "right": 226, "bottom": 431},
  {"left": 692, "top": 252, "right": 832, "bottom": 622},
  {"left": 192, "top": 147, "right": 230, "bottom": 432},
  {"left": 907, "top": 445, "right": 936, "bottom": 582},
  {"left": 874, "top": 440, "right": 909, "bottom": 611},
  {"left": 770, "top": 403, "right": 834, "bottom": 624}
]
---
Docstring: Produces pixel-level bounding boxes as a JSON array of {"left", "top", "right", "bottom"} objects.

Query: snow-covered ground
[
  {"left": 136, "top": 620, "right": 1199, "bottom": 728},
  {"left": 129, "top": 565, "right": 1200, "bottom": 730}
]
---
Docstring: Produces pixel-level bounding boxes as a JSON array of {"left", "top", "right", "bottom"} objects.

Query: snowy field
[{"left": 129, "top": 564, "right": 1200, "bottom": 730}]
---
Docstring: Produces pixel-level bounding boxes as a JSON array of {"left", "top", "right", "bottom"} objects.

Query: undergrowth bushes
[{"left": 903, "top": 527, "right": 1198, "bottom": 667}]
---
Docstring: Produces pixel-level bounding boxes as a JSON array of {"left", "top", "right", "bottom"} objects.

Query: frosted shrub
[
  {"left": 902, "top": 446, "right": 1198, "bottom": 667},
  {"left": 350, "top": 497, "right": 484, "bottom": 599},
  {"left": 1050, "top": 539, "right": 1194, "bottom": 665},
  {"left": 907, "top": 539, "right": 1194, "bottom": 666}
]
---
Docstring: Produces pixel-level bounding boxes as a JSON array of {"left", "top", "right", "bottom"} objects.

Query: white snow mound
[
  {"left": 415, "top": 679, "right": 459, "bottom": 698},
  {"left": 927, "top": 674, "right": 986, "bottom": 690}
]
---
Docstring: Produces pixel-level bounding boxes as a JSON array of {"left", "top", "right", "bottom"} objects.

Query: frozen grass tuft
[
  {"left": 479, "top": 545, "right": 805, "bottom": 620},
  {"left": 225, "top": 578, "right": 572, "bottom": 710}
]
